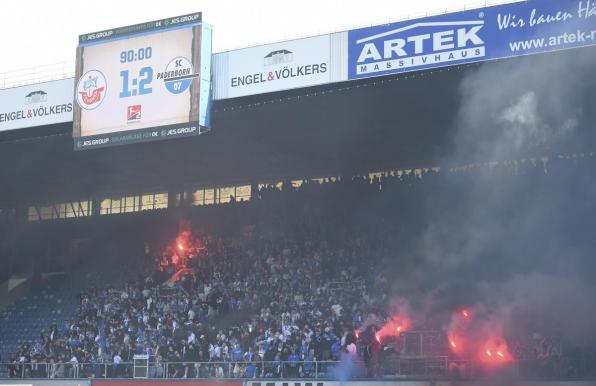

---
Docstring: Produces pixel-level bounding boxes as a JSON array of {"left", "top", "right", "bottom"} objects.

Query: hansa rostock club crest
[{"left": 76, "top": 70, "right": 107, "bottom": 110}]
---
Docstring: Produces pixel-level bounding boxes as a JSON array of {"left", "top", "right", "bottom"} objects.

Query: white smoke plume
[{"left": 382, "top": 48, "right": 596, "bottom": 350}]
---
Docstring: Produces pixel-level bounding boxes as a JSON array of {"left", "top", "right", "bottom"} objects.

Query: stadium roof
[{"left": 0, "top": 48, "right": 594, "bottom": 207}]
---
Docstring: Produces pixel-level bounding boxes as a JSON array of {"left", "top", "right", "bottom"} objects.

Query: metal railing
[
  {"left": 0, "top": 61, "right": 75, "bottom": 89},
  {"left": 0, "top": 360, "right": 338, "bottom": 380},
  {"left": 3, "top": 357, "right": 596, "bottom": 380}
]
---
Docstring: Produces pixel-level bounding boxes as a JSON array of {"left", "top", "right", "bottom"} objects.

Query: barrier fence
[
  {"left": 0, "top": 61, "right": 75, "bottom": 89},
  {"left": 2, "top": 357, "right": 596, "bottom": 380},
  {"left": 1, "top": 360, "right": 336, "bottom": 380}
]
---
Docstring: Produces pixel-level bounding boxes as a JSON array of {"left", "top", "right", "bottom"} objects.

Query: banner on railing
[
  {"left": 245, "top": 382, "right": 596, "bottom": 386},
  {"left": 92, "top": 381, "right": 241, "bottom": 386},
  {"left": 0, "top": 381, "right": 89, "bottom": 386},
  {"left": 243, "top": 382, "right": 425, "bottom": 386}
]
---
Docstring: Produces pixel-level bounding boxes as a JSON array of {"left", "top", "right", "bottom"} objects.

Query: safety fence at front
[
  {"left": 2, "top": 357, "right": 596, "bottom": 380},
  {"left": 1, "top": 360, "right": 338, "bottom": 380}
]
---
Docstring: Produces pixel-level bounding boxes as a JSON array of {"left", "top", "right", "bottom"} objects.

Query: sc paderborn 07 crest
[
  {"left": 157, "top": 57, "right": 196, "bottom": 95},
  {"left": 76, "top": 70, "right": 108, "bottom": 110}
]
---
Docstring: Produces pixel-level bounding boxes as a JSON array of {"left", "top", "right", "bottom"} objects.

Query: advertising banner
[
  {"left": 213, "top": 35, "right": 334, "bottom": 99},
  {"left": 91, "top": 381, "right": 240, "bottom": 386},
  {"left": 0, "top": 382, "right": 89, "bottom": 386},
  {"left": 244, "top": 382, "right": 426, "bottom": 386},
  {"left": 348, "top": 0, "right": 596, "bottom": 80},
  {"left": 0, "top": 79, "right": 73, "bottom": 132}
]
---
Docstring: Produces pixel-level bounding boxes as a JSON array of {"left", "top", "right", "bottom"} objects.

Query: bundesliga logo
[
  {"left": 127, "top": 105, "right": 142, "bottom": 122},
  {"left": 76, "top": 69, "right": 107, "bottom": 110}
]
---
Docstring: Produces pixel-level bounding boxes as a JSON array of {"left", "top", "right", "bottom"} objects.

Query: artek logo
[
  {"left": 76, "top": 69, "right": 107, "bottom": 110},
  {"left": 354, "top": 18, "right": 486, "bottom": 76},
  {"left": 127, "top": 105, "right": 142, "bottom": 122}
]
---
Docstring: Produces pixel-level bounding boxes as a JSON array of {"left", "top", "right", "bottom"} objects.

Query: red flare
[
  {"left": 375, "top": 334, "right": 381, "bottom": 344},
  {"left": 177, "top": 243, "right": 184, "bottom": 251},
  {"left": 480, "top": 337, "right": 513, "bottom": 366},
  {"left": 376, "top": 316, "right": 411, "bottom": 341},
  {"left": 461, "top": 309, "right": 470, "bottom": 318},
  {"left": 450, "top": 340, "right": 457, "bottom": 349}
]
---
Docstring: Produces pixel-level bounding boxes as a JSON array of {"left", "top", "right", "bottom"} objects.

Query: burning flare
[
  {"left": 480, "top": 337, "right": 513, "bottom": 366},
  {"left": 375, "top": 315, "right": 411, "bottom": 341}
]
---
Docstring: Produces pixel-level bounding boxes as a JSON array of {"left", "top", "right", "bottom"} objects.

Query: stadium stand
[{"left": 2, "top": 155, "right": 596, "bottom": 379}]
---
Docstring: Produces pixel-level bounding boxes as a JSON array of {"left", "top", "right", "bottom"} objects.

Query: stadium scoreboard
[{"left": 73, "top": 13, "right": 212, "bottom": 150}]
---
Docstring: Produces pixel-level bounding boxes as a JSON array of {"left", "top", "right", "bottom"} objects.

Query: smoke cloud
[{"left": 381, "top": 48, "right": 596, "bottom": 351}]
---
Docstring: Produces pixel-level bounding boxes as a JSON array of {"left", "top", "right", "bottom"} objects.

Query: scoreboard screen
[{"left": 73, "top": 13, "right": 212, "bottom": 150}]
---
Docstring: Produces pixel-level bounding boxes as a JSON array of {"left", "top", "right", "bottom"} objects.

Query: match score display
[{"left": 73, "top": 13, "right": 212, "bottom": 150}]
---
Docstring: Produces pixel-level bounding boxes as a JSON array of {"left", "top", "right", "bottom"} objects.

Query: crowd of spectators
[{"left": 7, "top": 205, "right": 382, "bottom": 379}]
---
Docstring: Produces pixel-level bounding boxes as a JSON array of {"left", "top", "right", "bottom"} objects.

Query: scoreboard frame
[{"left": 73, "top": 12, "right": 212, "bottom": 150}]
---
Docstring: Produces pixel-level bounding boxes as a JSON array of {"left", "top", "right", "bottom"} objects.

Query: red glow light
[
  {"left": 177, "top": 243, "right": 184, "bottom": 251},
  {"left": 448, "top": 335, "right": 462, "bottom": 354},
  {"left": 376, "top": 316, "right": 411, "bottom": 341},
  {"left": 461, "top": 309, "right": 470, "bottom": 318},
  {"left": 375, "top": 334, "right": 381, "bottom": 344},
  {"left": 480, "top": 337, "right": 513, "bottom": 366}
]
